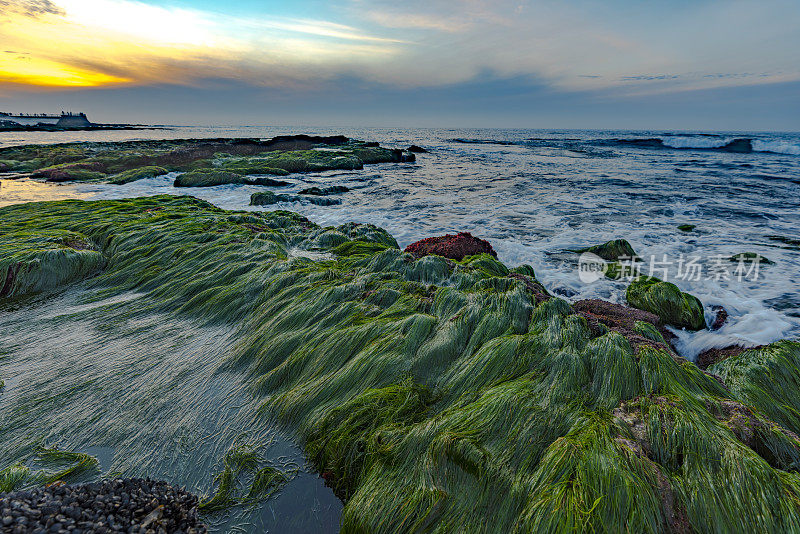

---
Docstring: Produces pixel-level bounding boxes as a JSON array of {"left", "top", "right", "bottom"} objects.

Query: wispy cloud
[
  {"left": 0, "top": 0, "right": 64, "bottom": 17},
  {"left": 0, "top": 0, "right": 403, "bottom": 88}
]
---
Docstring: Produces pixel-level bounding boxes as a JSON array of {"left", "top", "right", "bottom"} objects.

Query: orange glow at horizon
[{"left": 0, "top": 56, "right": 131, "bottom": 87}]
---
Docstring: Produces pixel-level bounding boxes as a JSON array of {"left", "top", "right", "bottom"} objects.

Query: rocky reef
[
  {"left": 2, "top": 196, "right": 800, "bottom": 532},
  {"left": 0, "top": 135, "right": 416, "bottom": 187}
]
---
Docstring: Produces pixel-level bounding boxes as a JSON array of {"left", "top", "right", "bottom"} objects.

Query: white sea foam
[
  {"left": 752, "top": 139, "right": 800, "bottom": 155},
  {"left": 660, "top": 136, "right": 732, "bottom": 149}
]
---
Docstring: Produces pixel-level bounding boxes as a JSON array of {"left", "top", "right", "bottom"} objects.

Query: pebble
[{"left": 0, "top": 478, "right": 206, "bottom": 533}]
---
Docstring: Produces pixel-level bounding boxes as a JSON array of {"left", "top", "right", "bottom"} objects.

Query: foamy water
[{"left": 2, "top": 126, "right": 799, "bottom": 360}]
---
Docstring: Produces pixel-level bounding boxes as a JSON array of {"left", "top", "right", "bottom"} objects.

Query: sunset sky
[{"left": 2, "top": 0, "right": 799, "bottom": 129}]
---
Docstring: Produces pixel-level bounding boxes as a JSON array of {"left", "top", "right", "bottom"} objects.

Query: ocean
[{"left": 3, "top": 126, "right": 799, "bottom": 359}]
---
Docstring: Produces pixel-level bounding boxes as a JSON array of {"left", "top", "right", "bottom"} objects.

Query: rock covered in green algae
[
  {"left": 626, "top": 275, "right": 706, "bottom": 330},
  {"left": 0, "top": 135, "right": 415, "bottom": 187},
  {"left": 3, "top": 196, "right": 800, "bottom": 533},
  {"left": 174, "top": 169, "right": 247, "bottom": 187},
  {"left": 298, "top": 185, "right": 350, "bottom": 196},
  {"left": 575, "top": 238, "right": 637, "bottom": 261},
  {"left": 678, "top": 224, "right": 696, "bottom": 232},
  {"left": 108, "top": 165, "right": 168, "bottom": 184},
  {"left": 0, "top": 230, "right": 103, "bottom": 298},
  {"left": 250, "top": 191, "right": 341, "bottom": 206}
]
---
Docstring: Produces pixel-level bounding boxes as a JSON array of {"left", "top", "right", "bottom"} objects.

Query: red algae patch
[{"left": 404, "top": 232, "right": 496, "bottom": 261}]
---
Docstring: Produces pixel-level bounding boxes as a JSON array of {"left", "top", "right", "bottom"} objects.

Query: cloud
[
  {"left": 0, "top": 0, "right": 404, "bottom": 88},
  {"left": 0, "top": 0, "right": 798, "bottom": 97},
  {"left": 0, "top": 0, "right": 64, "bottom": 17}
]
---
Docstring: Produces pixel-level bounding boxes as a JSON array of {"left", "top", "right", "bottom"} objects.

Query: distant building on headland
[{"left": 0, "top": 111, "right": 93, "bottom": 129}]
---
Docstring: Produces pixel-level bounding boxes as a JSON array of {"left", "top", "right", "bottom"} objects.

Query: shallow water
[
  {"left": 0, "top": 285, "right": 341, "bottom": 533},
  {"left": 2, "top": 126, "right": 798, "bottom": 359}
]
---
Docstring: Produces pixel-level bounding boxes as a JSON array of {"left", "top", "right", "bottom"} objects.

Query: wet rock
[
  {"left": 696, "top": 345, "right": 760, "bottom": 369},
  {"left": 574, "top": 239, "right": 637, "bottom": 261},
  {"left": 407, "top": 145, "right": 428, "bottom": 153},
  {"left": 729, "top": 252, "right": 773, "bottom": 265},
  {"left": 298, "top": 185, "right": 349, "bottom": 196},
  {"left": 31, "top": 162, "right": 106, "bottom": 181},
  {"left": 173, "top": 170, "right": 243, "bottom": 187},
  {"left": 248, "top": 176, "right": 291, "bottom": 187},
  {"left": 573, "top": 299, "right": 673, "bottom": 351},
  {"left": 249, "top": 192, "right": 340, "bottom": 206},
  {"left": 626, "top": 276, "right": 705, "bottom": 331},
  {"left": 405, "top": 232, "right": 496, "bottom": 261},
  {"left": 0, "top": 478, "right": 206, "bottom": 533},
  {"left": 710, "top": 305, "right": 728, "bottom": 330},
  {"left": 677, "top": 224, "right": 695, "bottom": 232}
]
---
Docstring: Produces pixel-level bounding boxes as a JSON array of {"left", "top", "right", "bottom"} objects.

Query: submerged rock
[
  {"left": 249, "top": 191, "right": 341, "bottom": 206},
  {"left": 626, "top": 275, "right": 706, "bottom": 330},
  {"left": 575, "top": 238, "right": 637, "bottom": 261},
  {"left": 729, "top": 252, "right": 774, "bottom": 265},
  {"left": 404, "top": 232, "right": 497, "bottom": 261},
  {"left": 407, "top": 145, "right": 428, "bottom": 153},
  {"left": 0, "top": 478, "right": 206, "bottom": 533},
  {"left": 677, "top": 224, "right": 696, "bottom": 232},
  {"left": 710, "top": 305, "right": 728, "bottom": 330},
  {"left": 298, "top": 185, "right": 349, "bottom": 196}
]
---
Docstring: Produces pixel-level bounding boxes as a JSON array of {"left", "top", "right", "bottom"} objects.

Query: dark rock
[
  {"left": 298, "top": 185, "right": 349, "bottom": 196},
  {"left": 246, "top": 177, "right": 291, "bottom": 187},
  {"left": 407, "top": 145, "right": 428, "bottom": 153},
  {"left": 0, "top": 479, "right": 206, "bottom": 533},
  {"left": 710, "top": 305, "right": 728, "bottom": 330},
  {"left": 729, "top": 252, "right": 774, "bottom": 265},
  {"left": 677, "top": 224, "right": 695, "bottom": 232},
  {"left": 405, "top": 232, "right": 497, "bottom": 261},
  {"left": 696, "top": 345, "right": 761, "bottom": 369},
  {"left": 573, "top": 299, "right": 674, "bottom": 352}
]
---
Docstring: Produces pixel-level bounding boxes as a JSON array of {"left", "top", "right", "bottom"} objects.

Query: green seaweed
[
  {"left": 0, "top": 463, "right": 30, "bottom": 492},
  {"left": 1, "top": 196, "right": 800, "bottom": 532},
  {"left": 174, "top": 169, "right": 245, "bottom": 187},
  {"left": 575, "top": 239, "right": 637, "bottom": 261},
  {"left": 108, "top": 165, "right": 168, "bottom": 184},
  {"left": 33, "top": 447, "right": 99, "bottom": 484},
  {"left": 0, "top": 138, "right": 412, "bottom": 185},
  {"left": 627, "top": 275, "right": 706, "bottom": 330},
  {"left": 199, "top": 444, "right": 291, "bottom": 512}
]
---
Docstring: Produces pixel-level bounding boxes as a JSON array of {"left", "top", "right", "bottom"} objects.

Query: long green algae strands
[{"left": 2, "top": 195, "right": 800, "bottom": 533}]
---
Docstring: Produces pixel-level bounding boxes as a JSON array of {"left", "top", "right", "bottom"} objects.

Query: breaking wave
[
  {"left": 612, "top": 136, "right": 800, "bottom": 155},
  {"left": 449, "top": 135, "right": 800, "bottom": 156}
]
